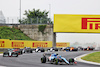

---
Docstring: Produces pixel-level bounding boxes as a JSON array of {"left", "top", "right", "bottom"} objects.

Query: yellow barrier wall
[
  {"left": 56, "top": 42, "right": 70, "bottom": 48},
  {"left": 0, "top": 39, "right": 10, "bottom": 48},
  {"left": 0, "top": 39, "right": 52, "bottom": 48}
]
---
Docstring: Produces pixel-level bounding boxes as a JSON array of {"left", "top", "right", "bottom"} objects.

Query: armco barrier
[{"left": 0, "top": 39, "right": 52, "bottom": 48}]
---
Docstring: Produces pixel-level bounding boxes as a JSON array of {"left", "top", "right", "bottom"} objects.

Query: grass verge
[{"left": 81, "top": 51, "right": 100, "bottom": 63}]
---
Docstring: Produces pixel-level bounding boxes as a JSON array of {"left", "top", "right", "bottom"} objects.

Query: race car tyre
[
  {"left": 20, "top": 51, "right": 23, "bottom": 54},
  {"left": 15, "top": 53, "right": 18, "bottom": 57},
  {"left": 72, "top": 49, "right": 78, "bottom": 51},
  {"left": 3, "top": 53, "right": 9, "bottom": 57},
  {"left": 41, "top": 56, "right": 46, "bottom": 63},
  {"left": 30, "top": 50, "right": 33, "bottom": 53},
  {"left": 69, "top": 58, "right": 74, "bottom": 64},
  {"left": 54, "top": 58, "right": 58, "bottom": 65},
  {"left": 24, "top": 51, "right": 25, "bottom": 53},
  {"left": 41, "top": 49, "right": 45, "bottom": 52},
  {"left": 55, "top": 48, "right": 58, "bottom": 51}
]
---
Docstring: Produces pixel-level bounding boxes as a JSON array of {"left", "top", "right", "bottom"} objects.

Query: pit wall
[{"left": 0, "top": 39, "right": 52, "bottom": 48}]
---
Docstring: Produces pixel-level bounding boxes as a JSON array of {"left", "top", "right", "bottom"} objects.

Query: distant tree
[{"left": 19, "top": 9, "right": 52, "bottom": 24}]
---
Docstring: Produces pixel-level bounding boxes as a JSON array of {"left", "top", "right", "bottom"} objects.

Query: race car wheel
[
  {"left": 55, "top": 48, "right": 58, "bottom": 51},
  {"left": 72, "top": 49, "right": 78, "bottom": 51},
  {"left": 41, "top": 56, "right": 46, "bottom": 63},
  {"left": 54, "top": 58, "right": 58, "bottom": 65},
  {"left": 69, "top": 58, "right": 74, "bottom": 64},
  {"left": 15, "top": 53, "right": 18, "bottom": 57},
  {"left": 20, "top": 51, "right": 23, "bottom": 54},
  {"left": 30, "top": 50, "right": 33, "bottom": 53},
  {"left": 3, "top": 53, "right": 9, "bottom": 57},
  {"left": 41, "top": 49, "right": 45, "bottom": 52}
]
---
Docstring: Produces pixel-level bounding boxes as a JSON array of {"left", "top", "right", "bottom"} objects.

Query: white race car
[
  {"left": 33, "top": 47, "right": 45, "bottom": 52},
  {"left": 47, "top": 47, "right": 58, "bottom": 52}
]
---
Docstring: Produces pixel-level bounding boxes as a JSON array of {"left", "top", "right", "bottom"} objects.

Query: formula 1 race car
[
  {"left": 84, "top": 47, "right": 95, "bottom": 51},
  {"left": 77, "top": 46, "right": 84, "bottom": 51},
  {"left": 3, "top": 49, "right": 18, "bottom": 57},
  {"left": 22, "top": 47, "right": 33, "bottom": 53},
  {"left": 13, "top": 48, "right": 23, "bottom": 55},
  {"left": 47, "top": 47, "right": 58, "bottom": 52},
  {"left": 61, "top": 47, "right": 78, "bottom": 51},
  {"left": 33, "top": 47, "right": 45, "bottom": 52},
  {"left": 41, "top": 53, "right": 77, "bottom": 65}
]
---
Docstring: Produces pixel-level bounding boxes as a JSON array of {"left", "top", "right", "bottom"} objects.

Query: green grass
[
  {"left": 0, "top": 26, "right": 33, "bottom": 40},
  {"left": 81, "top": 52, "right": 100, "bottom": 63}
]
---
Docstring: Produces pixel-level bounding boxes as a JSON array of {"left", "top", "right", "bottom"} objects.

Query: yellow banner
[
  {"left": 56, "top": 42, "right": 70, "bottom": 48},
  {"left": 54, "top": 14, "right": 100, "bottom": 33},
  {"left": 32, "top": 41, "right": 52, "bottom": 48},
  {"left": 0, "top": 39, "right": 10, "bottom": 48},
  {"left": 0, "top": 39, "right": 52, "bottom": 48}
]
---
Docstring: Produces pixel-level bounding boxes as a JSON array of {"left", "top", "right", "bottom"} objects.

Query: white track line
[{"left": 74, "top": 52, "right": 100, "bottom": 65}]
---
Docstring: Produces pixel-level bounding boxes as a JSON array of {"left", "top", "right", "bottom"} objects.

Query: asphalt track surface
[{"left": 0, "top": 51, "right": 100, "bottom": 67}]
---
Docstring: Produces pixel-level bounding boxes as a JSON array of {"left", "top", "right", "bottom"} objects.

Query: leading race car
[
  {"left": 3, "top": 49, "right": 18, "bottom": 57},
  {"left": 41, "top": 53, "right": 77, "bottom": 65}
]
